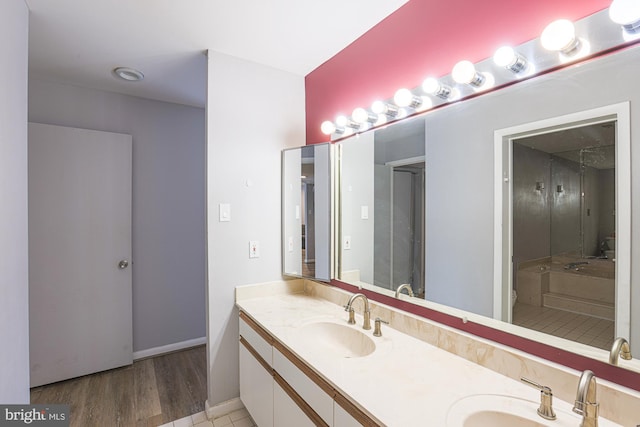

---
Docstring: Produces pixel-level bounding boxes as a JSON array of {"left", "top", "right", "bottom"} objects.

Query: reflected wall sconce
[
  {"left": 536, "top": 182, "right": 545, "bottom": 191},
  {"left": 557, "top": 184, "right": 564, "bottom": 193},
  {"left": 609, "top": 0, "right": 640, "bottom": 34},
  {"left": 371, "top": 100, "right": 399, "bottom": 118},
  {"left": 422, "top": 77, "right": 452, "bottom": 99},
  {"left": 493, "top": 46, "right": 529, "bottom": 73},
  {"left": 393, "top": 88, "right": 423, "bottom": 108},
  {"left": 541, "top": 19, "right": 581, "bottom": 55},
  {"left": 452, "top": 60, "right": 486, "bottom": 87},
  {"left": 352, "top": 107, "right": 378, "bottom": 125}
]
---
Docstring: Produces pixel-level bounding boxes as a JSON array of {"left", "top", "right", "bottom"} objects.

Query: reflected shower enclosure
[{"left": 512, "top": 121, "right": 616, "bottom": 350}]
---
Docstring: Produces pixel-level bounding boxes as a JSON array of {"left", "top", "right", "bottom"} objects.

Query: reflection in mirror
[
  {"left": 282, "top": 143, "right": 331, "bottom": 281},
  {"left": 511, "top": 120, "right": 618, "bottom": 351},
  {"left": 339, "top": 117, "right": 425, "bottom": 297},
  {"left": 336, "top": 43, "right": 640, "bottom": 373}
]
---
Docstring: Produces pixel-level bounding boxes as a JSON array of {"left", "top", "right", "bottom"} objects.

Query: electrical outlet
[
  {"left": 249, "top": 241, "right": 260, "bottom": 258},
  {"left": 343, "top": 235, "right": 351, "bottom": 250}
]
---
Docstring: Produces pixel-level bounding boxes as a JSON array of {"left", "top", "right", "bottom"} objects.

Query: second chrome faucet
[{"left": 344, "top": 293, "right": 371, "bottom": 330}]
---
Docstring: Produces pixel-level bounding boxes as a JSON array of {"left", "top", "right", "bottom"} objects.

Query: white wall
[
  {"left": 0, "top": 0, "right": 29, "bottom": 403},
  {"left": 28, "top": 79, "right": 207, "bottom": 353},
  {"left": 206, "top": 51, "right": 305, "bottom": 407}
]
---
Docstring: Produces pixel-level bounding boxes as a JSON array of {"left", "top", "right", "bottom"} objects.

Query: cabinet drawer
[
  {"left": 239, "top": 341, "right": 273, "bottom": 427},
  {"left": 239, "top": 312, "right": 272, "bottom": 366},
  {"left": 273, "top": 347, "right": 333, "bottom": 426}
]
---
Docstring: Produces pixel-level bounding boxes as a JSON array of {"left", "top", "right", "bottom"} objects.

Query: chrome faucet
[
  {"left": 344, "top": 293, "right": 371, "bottom": 330},
  {"left": 572, "top": 370, "right": 599, "bottom": 427},
  {"left": 521, "top": 377, "right": 556, "bottom": 420},
  {"left": 395, "top": 283, "right": 414, "bottom": 298},
  {"left": 609, "top": 337, "right": 632, "bottom": 365},
  {"left": 564, "top": 261, "right": 589, "bottom": 270}
]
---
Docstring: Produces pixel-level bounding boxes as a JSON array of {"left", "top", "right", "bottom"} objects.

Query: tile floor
[
  {"left": 512, "top": 302, "right": 615, "bottom": 350},
  {"left": 160, "top": 408, "right": 256, "bottom": 427}
]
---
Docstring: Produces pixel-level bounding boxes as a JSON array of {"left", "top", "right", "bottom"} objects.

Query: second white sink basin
[
  {"left": 294, "top": 321, "right": 375, "bottom": 359},
  {"left": 446, "top": 394, "right": 619, "bottom": 427}
]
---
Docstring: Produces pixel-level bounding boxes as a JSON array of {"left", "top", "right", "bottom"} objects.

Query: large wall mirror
[
  {"left": 336, "top": 39, "right": 640, "bottom": 374},
  {"left": 283, "top": 143, "right": 332, "bottom": 281}
]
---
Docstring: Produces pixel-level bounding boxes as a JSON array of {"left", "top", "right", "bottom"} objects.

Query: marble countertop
[{"left": 235, "top": 286, "right": 621, "bottom": 426}]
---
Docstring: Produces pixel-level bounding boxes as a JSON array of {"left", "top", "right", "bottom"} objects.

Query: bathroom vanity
[{"left": 236, "top": 280, "right": 638, "bottom": 426}]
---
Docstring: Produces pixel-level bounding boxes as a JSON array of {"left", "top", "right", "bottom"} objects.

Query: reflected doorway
[
  {"left": 512, "top": 122, "right": 615, "bottom": 350},
  {"left": 374, "top": 159, "right": 425, "bottom": 298},
  {"left": 494, "top": 103, "right": 631, "bottom": 350}
]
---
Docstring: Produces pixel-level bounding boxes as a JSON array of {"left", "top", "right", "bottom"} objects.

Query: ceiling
[
  {"left": 25, "top": 0, "right": 408, "bottom": 108},
  {"left": 516, "top": 121, "right": 616, "bottom": 169}
]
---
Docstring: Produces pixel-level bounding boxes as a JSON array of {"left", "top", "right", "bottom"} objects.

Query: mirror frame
[{"left": 325, "top": 9, "right": 640, "bottom": 391}]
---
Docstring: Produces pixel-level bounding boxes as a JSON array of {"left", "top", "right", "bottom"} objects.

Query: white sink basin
[
  {"left": 294, "top": 321, "right": 375, "bottom": 358},
  {"left": 446, "top": 394, "right": 618, "bottom": 427}
]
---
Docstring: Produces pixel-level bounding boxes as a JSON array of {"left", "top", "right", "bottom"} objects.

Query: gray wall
[
  {"left": 206, "top": 51, "right": 305, "bottom": 408},
  {"left": 425, "top": 44, "right": 640, "bottom": 350},
  {"left": 340, "top": 131, "right": 375, "bottom": 284},
  {"left": 28, "top": 79, "right": 207, "bottom": 353},
  {"left": 513, "top": 144, "right": 551, "bottom": 267},
  {"left": 0, "top": 0, "right": 30, "bottom": 404},
  {"left": 599, "top": 168, "right": 616, "bottom": 244}
]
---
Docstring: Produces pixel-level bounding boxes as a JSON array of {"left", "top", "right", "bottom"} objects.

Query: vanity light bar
[{"left": 320, "top": 2, "right": 638, "bottom": 141}]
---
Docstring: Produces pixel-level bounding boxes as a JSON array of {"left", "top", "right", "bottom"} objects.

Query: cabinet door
[
  {"left": 239, "top": 342, "right": 273, "bottom": 427},
  {"left": 273, "top": 348, "right": 333, "bottom": 425},
  {"left": 274, "top": 381, "right": 316, "bottom": 427},
  {"left": 334, "top": 402, "right": 364, "bottom": 427}
]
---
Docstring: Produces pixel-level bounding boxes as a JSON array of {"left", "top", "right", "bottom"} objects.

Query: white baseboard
[
  {"left": 205, "top": 397, "right": 244, "bottom": 419},
  {"left": 133, "top": 336, "right": 206, "bottom": 360}
]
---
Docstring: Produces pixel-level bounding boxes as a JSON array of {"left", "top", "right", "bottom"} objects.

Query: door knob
[{"left": 118, "top": 259, "right": 129, "bottom": 269}]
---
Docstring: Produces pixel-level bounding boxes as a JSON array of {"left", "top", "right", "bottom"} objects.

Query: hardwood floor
[{"left": 30, "top": 345, "right": 207, "bottom": 427}]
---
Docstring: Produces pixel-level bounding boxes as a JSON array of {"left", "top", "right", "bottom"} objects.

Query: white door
[{"left": 29, "top": 123, "right": 133, "bottom": 387}]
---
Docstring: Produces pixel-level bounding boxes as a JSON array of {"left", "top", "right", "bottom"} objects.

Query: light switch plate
[
  {"left": 219, "top": 203, "right": 231, "bottom": 222},
  {"left": 249, "top": 241, "right": 260, "bottom": 258},
  {"left": 361, "top": 205, "right": 369, "bottom": 220}
]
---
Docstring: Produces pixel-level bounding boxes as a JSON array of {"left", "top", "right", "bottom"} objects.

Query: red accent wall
[{"left": 305, "top": 0, "right": 611, "bottom": 145}]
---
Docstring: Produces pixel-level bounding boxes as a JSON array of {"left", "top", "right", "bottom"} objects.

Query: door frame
[{"left": 493, "top": 102, "right": 631, "bottom": 340}]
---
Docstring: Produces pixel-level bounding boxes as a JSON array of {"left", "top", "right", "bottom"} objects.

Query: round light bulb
[
  {"left": 320, "top": 121, "right": 336, "bottom": 135},
  {"left": 493, "top": 46, "right": 517, "bottom": 67},
  {"left": 393, "top": 88, "right": 415, "bottom": 107},
  {"left": 371, "top": 100, "right": 386, "bottom": 115},
  {"left": 609, "top": 0, "right": 640, "bottom": 26},
  {"left": 452, "top": 60, "right": 478, "bottom": 84},
  {"left": 335, "top": 115, "right": 348, "bottom": 127},
  {"left": 422, "top": 77, "right": 440, "bottom": 95},
  {"left": 352, "top": 107, "right": 369, "bottom": 124},
  {"left": 415, "top": 96, "right": 433, "bottom": 112},
  {"left": 541, "top": 19, "right": 577, "bottom": 52}
]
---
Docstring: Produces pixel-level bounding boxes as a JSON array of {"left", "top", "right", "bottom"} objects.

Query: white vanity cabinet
[
  {"left": 334, "top": 403, "right": 363, "bottom": 427},
  {"left": 239, "top": 312, "right": 379, "bottom": 427},
  {"left": 273, "top": 348, "right": 333, "bottom": 425},
  {"left": 274, "top": 381, "right": 316, "bottom": 427},
  {"left": 239, "top": 314, "right": 274, "bottom": 427}
]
